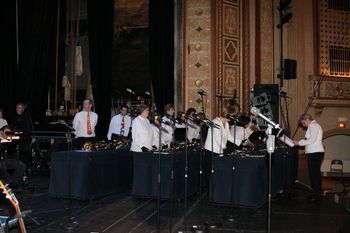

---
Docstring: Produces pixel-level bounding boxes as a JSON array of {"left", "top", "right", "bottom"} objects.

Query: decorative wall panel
[
  {"left": 214, "top": 0, "right": 243, "bottom": 115},
  {"left": 258, "top": 0, "right": 274, "bottom": 84},
  {"left": 184, "top": 0, "right": 213, "bottom": 116},
  {"left": 317, "top": 0, "right": 350, "bottom": 77}
]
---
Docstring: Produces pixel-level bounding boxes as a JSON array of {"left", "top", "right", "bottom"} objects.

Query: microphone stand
[
  {"left": 65, "top": 130, "right": 74, "bottom": 231},
  {"left": 169, "top": 120, "right": 176, "bottom": 233},
  {"left": 156, "top": 122, "right": 163, "bottom": 233},
  {"left": 266, "top": 125, "right": 276, "bottom": 233},
  {"left": 181, "top": 119, "right": 190, "bottom": 231}
]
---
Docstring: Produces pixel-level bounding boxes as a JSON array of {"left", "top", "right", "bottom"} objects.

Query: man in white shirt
[
  {"left": 107, "top": 105, "right": 132, "bottom": 140},
  {"left": 0, "top": 109, "right": 8, "bottom": 129},
  {"left": 294, "top": 113, "right": 324, "bottom": 203},
  {"left": 73, "top": 99, "right": 98, "bottom": 139},
  {"left": 131, "top": 104, "right": 154, "bottom": 152}
]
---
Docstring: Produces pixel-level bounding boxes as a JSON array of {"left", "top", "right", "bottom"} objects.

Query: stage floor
[{"left": 0, "top": 176, "right": 349, "bottom": 233}]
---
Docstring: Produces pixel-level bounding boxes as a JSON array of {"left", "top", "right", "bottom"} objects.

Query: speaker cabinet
[
  {"left": 284, "top": 59, "right": 297, "bottom": 80},
  {"left": 253, "top": 84, "right": 279, "bottom": 124}
]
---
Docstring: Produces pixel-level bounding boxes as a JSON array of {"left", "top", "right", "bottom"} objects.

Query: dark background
[{"left": 0, "top": 0, "right": 174, "bottom": 138}]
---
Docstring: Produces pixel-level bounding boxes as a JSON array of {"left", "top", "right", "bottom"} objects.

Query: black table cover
[
  {"left": 209, "top": 147, "right": 298, "bottom": 207},
  {"left": 49, "top": 147, "right": 132, "bottom": 200},
  {"left": 132, "top": 149, "right": 200, "bottom": 199}
]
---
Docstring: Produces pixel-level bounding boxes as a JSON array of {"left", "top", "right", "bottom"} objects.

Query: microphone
[
  {"left": 279, "top": 90, "right": 287, "bottom": 96},
  {"left": 126, "top": 88, "right": 135, "bottom": 95},
  {"left": 250, "top": 107, "right": 280, "bottom": 129},
  {"left": 202, "top": 119, "right": 220, "bottom": 129},
  {"left": 197, "top": 89, "right": 207, "bottom": 96}
]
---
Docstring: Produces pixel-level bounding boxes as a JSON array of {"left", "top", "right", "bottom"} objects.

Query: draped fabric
[
  {"left": 16, "top": 0, "right": 59, "bottom": 121},
  {"left": 0, "top": 0, "right": 58, "bottom": 122},
  {"left": 149, "top": 0, "right": 174, "bottom": 114},
  {"left": 87, "top": 0, "right": 113, "bottom": 139},
  {"left": 0, "top": 0, "right": 18, "bottom": 119}
]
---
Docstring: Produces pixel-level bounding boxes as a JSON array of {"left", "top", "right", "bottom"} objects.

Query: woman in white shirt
[
  {"left": 161, "top": 104, "right": 176, "bottom": 147},
  {"left": 185, "top": 108, "right": 201, "bottom": 142},
  {"left": 229, "top": 115, "right": 251, "bottom": 147},
  {"left": 130, "top": 104, "right": 154, "bottom": 152},
  {"left": 204, "top": 110, "right": 237, "bottom": 155},
  {"left": 294, "top": 113, "right": 324, "bottom": 203}
]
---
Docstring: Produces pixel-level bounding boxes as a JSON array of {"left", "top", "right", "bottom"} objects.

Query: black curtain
[
  {"left": 16, "top": 0, "right": 58, "bottom": 122},
  {"left": 149, "top": 0, "right": 174, "bottom": 114},
  {"left": 0, "top": 0, "right": 58, "bottom": 122},
  {"left": 0, "top": 1, "right": 17, "bottom": 120},
  {"left": 87, "top": 0, "right": 113, "bottom": 139}
]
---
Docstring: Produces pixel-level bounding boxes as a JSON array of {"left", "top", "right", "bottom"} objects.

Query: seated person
[
  {"left": 10, "top": 102, "right": 33, "bottom": 138},
  {"left": 0, "top": 127, "right": 26, "bottom": 189}
]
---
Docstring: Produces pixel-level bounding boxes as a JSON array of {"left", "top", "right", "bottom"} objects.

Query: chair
[{"left": 330, "top": 160, "right": 343, "bottom": 178}]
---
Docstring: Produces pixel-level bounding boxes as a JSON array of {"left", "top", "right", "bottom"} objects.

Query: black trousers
[
  {"left": 0, "top": 159, "right": 26, "bottom": 185},
  {"left": 306, "top": 152, "right": 324, "bottom": 197}
]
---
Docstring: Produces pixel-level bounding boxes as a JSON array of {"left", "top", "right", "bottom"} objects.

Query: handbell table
[
  {"left": 132, "top": 149, "right": 200, "bottom": 199},
  {"left": 49, "top": 146, "right": 132, "bottom": 200},
  {"left": 209, "top": 147, "right": 298, "bottom": 207}
]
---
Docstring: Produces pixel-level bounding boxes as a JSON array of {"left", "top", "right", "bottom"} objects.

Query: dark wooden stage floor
[{"left": 1, "top": 176, "right": 349, "bottom": 233}]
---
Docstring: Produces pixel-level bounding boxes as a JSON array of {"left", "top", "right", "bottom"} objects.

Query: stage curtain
[
  {"left": 16, "top": 0, "right": 58, "bottom": 121},
  {"left": 87, "top": 0, "right": 113, "bottom": 139},
  {"left": 149, "top": 0, "right": 174, "bottom": 114},
  {"left": 0, "top": 0, "right": 17, "bottom": 119}
]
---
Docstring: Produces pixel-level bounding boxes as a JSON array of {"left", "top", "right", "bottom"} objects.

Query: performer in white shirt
[
  {"left": 161, "top": 104, "right": 176, "bottom": 147},
  {"left": 107, "top": 105, "right": 132, "bottom": 140},
  {"left": 185, "top": 108, "right": 201, "bottom": 142},
  {"left": 204, "top": 110, "right": 238, "bottom": 155},
  {"left": 0, "top": 109, "right": 8, "bottom": 129},
  {"left": 72, "top": 99, "right": 98, "bottom": 139},
  {"left": 294, "top": 113, "right": 324, "bottom": 203},
  {"left": 230, "top": 115, "right": 251, "bottom": 146},
  {"left": 245, "top": 112, "right": 260, "bottom": 139},
  {"left": 130, "top": 104, "right": 154, "bottom": 152}
]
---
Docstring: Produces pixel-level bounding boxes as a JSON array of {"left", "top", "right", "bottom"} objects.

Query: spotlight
[{"left": 338, "top": 117, "right": 348, "bottom": 128}]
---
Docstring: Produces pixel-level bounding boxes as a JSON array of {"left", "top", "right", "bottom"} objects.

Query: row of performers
[
  {"left": 71, "top": 99, "right": 260, "bottom": 154},
  {"left": 0, "top": 100, "right": 259, "bottom": 154}
]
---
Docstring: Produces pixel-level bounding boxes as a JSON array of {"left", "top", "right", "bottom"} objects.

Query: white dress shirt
[
  {"left": 72, "top": 110, "right": 98, "bottom": 138},
  {"left": 131, "top": 115, "right": 154, "bottom": 152},
  {"left": 152, "top": 124, "right": 160, "bottom": 148},
  {"left": 204, "top": 117, "right": 236, "bottom": 154},
  {"left": 230, "top": 125, "right": 246, "bottom": 146},
  {"left": 298, "top": 120, "right": 324, "bottom": 154},
  {"left": 161, "top": 116, "right": 174, "bottom": 146},
  {"left": 0, "top": 119, "right": 8, "bottom": 129},
  {"left": 187, "top": 120, "right": 201, "bottom": 142},
  {"left": 107, "top": 114, "right": 132, "bottom": 140}
]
